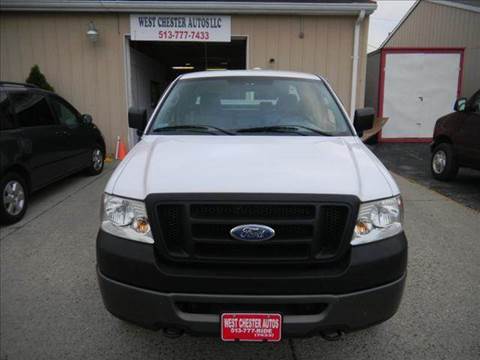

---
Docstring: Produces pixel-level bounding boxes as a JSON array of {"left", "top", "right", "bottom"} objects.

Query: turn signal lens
[
  {"left": 354, "top": 221, "right": 372, "bottom": 235},
  {"left": 133, "top": 217, "right": 150, "bottom": 234}
]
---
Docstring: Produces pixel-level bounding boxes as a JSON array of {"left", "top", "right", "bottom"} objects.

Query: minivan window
[
  {"left": 9, "top": 92, "right": 57, "bottom": 127},
  {"left": 472, "top": 91, "right": 480, "bottom": 114},
  {"left": 50, "top": 96, "right": 80, "bottom": 127},
  {"left": 149, "top": 77, "right": 351, "bottom": 136},
  {"left": 0, "top": 90, "right": 16, "bottom": 130}
]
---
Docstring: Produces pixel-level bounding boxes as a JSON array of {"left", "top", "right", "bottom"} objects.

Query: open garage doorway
[{"left": 126, "top": 38, "right": 247, "bottom": 145}]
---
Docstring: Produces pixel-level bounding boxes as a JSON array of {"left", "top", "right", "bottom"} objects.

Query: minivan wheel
[
  {"left": 86, "top": 146, "right": 104, "bottom": 176},
  {"left": 431, "top": 143, "right": 458, "bottom": 181},
  {"left": 0, "top": 172, "right": 28, "bottom": 225}
]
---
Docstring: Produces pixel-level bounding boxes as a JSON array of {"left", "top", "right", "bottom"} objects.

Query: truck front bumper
[
  {"left": 98, "top": 269, "right": 405, "bottom": 337},
  {"left": 97, "top": 230, "right": 407, "bottom": 337}
]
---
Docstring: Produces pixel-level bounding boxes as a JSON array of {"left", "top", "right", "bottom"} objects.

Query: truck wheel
[
  {"left": 0, "top": 172, "right": 28, "bottom": 225},
  {"left": 86, "top": 146, "right": 104, "bottom": 176},
  {"left": 431, "top": 143, "right": 458, "bottom": 181}
]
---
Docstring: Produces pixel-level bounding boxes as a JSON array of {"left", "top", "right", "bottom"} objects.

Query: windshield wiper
[
  {"left": 236, "top": 125, "right": 331, "bottom": 136},
  {"left": 152, "top": 125, "right": 233, "bottom": 135}
]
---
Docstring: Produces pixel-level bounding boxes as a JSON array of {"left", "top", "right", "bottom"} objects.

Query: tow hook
[
  {"left": 321, "top": 330, "right": 344, "bottom": 341},
  {"left": 163, "top": 327, "right": 184, "bottom": 339}
]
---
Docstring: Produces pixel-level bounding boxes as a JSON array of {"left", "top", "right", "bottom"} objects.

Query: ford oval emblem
[{"left": 230, "top": 224, "right": 275, "bottom": 242}]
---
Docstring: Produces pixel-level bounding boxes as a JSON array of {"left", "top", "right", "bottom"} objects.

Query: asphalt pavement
[
  {"left": 372, "top": 143, "right": 480, "bottom": 211},
  {"left": 1, "top": 163, "right": 479, "bottom": 360}
]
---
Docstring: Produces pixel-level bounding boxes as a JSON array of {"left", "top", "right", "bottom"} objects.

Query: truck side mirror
[
  {"left": 454, "top": 97, "right": 467, "bottom": 112},
  {"left": 128, "top": 108, "right": 147, "bottom": 136},
  {"left": 353, "top": 107, "right": 375, "bottom": 137}
]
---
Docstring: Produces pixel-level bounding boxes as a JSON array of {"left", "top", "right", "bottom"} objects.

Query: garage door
[{"left": 381, "top": 51, "right": 462, "bottom": 140}]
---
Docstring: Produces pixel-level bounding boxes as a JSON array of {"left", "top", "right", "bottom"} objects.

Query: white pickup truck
[{"left": 97, "top": 70, "right": 407, "bottom": 342}]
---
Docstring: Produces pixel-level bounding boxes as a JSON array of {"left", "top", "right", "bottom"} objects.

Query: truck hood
[{"left": 106, "top": 135, "right": 399, "bottom": 202}]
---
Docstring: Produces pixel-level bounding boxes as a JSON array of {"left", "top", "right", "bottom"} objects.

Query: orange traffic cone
[{"left": 115, "top": 136, "right": 128, "bottom": 160}]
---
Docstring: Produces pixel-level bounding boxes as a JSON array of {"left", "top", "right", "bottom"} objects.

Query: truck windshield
[{"left": 148, "top": 76, "right": 352, "bottom": 136}]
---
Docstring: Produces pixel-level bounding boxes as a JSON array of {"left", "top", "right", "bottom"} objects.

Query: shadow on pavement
[{"left": 0, "top": 163, "right": 115, "bottom": 239}]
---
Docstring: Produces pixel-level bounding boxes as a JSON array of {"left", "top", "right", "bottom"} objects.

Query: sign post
[{"left": 130, "top": 14, "right": 231, "bottom": 42}]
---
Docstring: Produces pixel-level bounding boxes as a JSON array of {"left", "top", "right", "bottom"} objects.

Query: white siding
[
  {"left": 385, "top": 0, "right": 480, "bottom": 98},
  {"left": 365, "top": 51, "right": 381, "bottom": 113}
]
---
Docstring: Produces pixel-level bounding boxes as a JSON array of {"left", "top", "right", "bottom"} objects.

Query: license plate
[{"left": 221, "top": 313, "right": 282, "bottom": 342}]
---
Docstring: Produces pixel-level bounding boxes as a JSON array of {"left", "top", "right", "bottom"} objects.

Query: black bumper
[
  {"left": 98, "top": 269, "right": 405, "bottom": 336},
  {"left": 97, "top": 230, "right": 407, "bottom": 336}
]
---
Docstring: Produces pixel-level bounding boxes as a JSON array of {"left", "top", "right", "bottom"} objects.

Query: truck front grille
[{"left": 147, "top": 194, "right": 358, "bottom": 265}]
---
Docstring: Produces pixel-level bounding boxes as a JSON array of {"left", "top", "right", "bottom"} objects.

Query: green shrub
[{"left": 26, "top": 65, "right": 54, "bottom": 91}]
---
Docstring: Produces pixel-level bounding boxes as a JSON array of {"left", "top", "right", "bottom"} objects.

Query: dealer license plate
[{"left": 221, "top": 313, "right": 282, "bottom": 342}]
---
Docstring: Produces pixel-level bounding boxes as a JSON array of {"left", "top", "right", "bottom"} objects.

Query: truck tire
[
  {"left": 0, "top": 172, "right": 28, "bottom": 225},
  {"left": 431, "top": 143, "right": 458, "bottom": 181}
]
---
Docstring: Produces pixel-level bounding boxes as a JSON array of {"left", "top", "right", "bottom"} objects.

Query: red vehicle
[{"left": 431, "top": 90, "right": 480, "bottom": 180}]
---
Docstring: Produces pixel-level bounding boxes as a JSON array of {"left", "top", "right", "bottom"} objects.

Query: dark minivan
[
  {"left": 431, "top": 89, "right": 480, "bottom": 180},
  {"left": 0, "top": 82, "right": 105, "bottom": 224}
]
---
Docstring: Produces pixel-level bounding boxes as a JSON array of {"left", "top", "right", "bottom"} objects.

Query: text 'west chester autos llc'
[{"left": 130, "top": 15, "right": 232, "bottom": 42}]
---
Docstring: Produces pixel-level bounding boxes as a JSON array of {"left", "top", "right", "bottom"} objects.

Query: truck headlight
[
  {"left": 351, "top": 196, "right": 403, "bottom": 246},
  {"left": 101, "top": 194, "right": 153, "bottom": 244}
]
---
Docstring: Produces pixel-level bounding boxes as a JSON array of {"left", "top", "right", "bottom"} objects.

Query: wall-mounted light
[
  {"left": 86, "top": 21, "right": 99, "bottom": 43},
  {"left": 172, "top": 66, "right": 195, "bottom": 70}
]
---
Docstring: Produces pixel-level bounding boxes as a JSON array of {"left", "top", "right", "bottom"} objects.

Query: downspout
[{"left": 350, "top": 10, "right": 366, "bottom": 120}]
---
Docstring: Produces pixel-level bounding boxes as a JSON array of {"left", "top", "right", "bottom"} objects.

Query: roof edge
[
  {"left": 0, "top": 1, "right": 377, "bottom": 15},
  {"left": 427, "top": 0, "right": 480, "bottom": 14}
]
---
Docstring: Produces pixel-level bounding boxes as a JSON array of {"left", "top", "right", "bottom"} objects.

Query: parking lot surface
[
  {"left": 1, "top": 164, "right": 479, "bottom": 360},
  {"left": 372, "top": 143, "right": 480, "bottom": 211}
]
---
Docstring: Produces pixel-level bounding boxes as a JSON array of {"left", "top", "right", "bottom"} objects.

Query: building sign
[{"left": 130, "top": 15, "right": 231, "bottom": 42}]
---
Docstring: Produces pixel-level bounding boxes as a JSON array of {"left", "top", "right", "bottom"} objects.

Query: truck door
[{"left": 456, "top": 91, "right": 480, "bottom": 169}]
